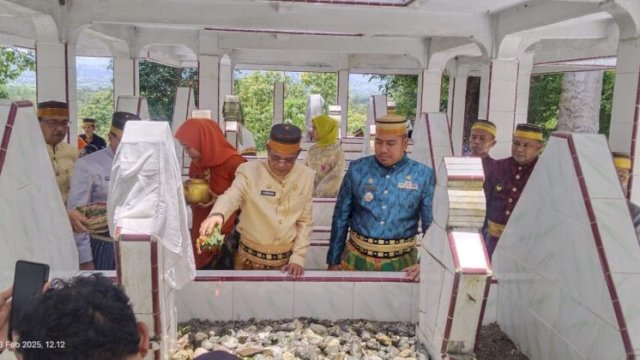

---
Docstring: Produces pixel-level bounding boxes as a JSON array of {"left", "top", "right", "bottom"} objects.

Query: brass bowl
[{"left": 184, "top": 178, "right": 212, "bottom": 204}]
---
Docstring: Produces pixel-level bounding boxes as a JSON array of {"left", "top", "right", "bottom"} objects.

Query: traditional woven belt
[
  {"left": 487, "top": 220, "right": 506, "bottom": 238},
  {"left": 239, "top": 241, "right": 292, "bottom": 262},
  {"left": 349, "top": 230, "right": 416, "bottom": 259}
]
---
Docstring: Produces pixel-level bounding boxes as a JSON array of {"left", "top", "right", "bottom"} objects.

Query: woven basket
[{"left": 76, "top": 203, "right": 108, "bottom": 233}]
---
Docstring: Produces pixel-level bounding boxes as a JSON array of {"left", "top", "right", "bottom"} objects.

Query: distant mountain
[
  {"left": 11, "top": 57, "right": 383, "bottom": 97},
  {"left": 10, "top": 57, "right": 113, "bottom": 90}
]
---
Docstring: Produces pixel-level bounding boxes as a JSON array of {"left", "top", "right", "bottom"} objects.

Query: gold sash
[
  {"left": 238, "top": 237, "right": 292, "bottom": 267},
  {"left": 487, "top": 220, "right": 506, "bottom": 238},
  {"left": 349, "top": 230, "right": 416, "bottom": 259}
]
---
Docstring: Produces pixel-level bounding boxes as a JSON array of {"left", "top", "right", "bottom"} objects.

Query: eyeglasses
[
  {"left": 268, "top": 152, "right": 297, "bottom": 165},
  {"left": 40, "top": 119, "right": 70, "bottom": 128}
]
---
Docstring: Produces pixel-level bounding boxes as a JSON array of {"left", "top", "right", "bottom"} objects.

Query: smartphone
[{"left": 8, "top": 260, "right": 49, "bottom": 341}]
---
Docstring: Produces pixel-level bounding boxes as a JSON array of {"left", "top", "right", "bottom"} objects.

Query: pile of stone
[{"left": 171, "top": 317, "right": 427, "bottom": 360}]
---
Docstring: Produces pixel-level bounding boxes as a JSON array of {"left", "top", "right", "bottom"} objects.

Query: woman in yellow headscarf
[{"left": 305, "top": 114, "right": 346, "bottom": 197}]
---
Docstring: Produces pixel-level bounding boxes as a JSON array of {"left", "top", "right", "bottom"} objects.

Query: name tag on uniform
[
  {"left": 398, "top": 181, "right": 418, "bottom": 190},
  {"left": 104, "top": 176, "right": 110, "bottom": 181},
  {"left": 261, "top": 190, "right": 276, "bottom": 197}
]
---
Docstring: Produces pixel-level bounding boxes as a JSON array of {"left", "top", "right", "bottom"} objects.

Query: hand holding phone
[{"left": 8, "top": 261, "right": 49, "bottom": 342}]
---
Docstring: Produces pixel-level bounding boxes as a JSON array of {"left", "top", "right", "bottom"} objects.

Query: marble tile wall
[
  {"left": 175, "top": 271, "right": 418, "bottom": 323},
  {"left": 493, "top": 133, "right": 640, "bottom": 359}
]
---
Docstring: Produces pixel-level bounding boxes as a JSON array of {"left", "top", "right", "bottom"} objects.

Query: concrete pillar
[
  {"left": 198, "top": 54, "right": 220, "bottom": 119},
  {"left": 35, "top": 41, "right": 78, "bottom": 142},
  {"left": 113, "top": 57, "right": 137, "bottom": 102},
  {"left": 478, "top": 62, "right": 491, "bottom": 121},
  {"left": 450, "top": 66, "right": 469, "bottom": 156},
  {"left": 487, "top": 59, "right": 518, "bottom": 158},
  {"left": 338, "top": 70, "right": 349, "bottom": 137},
  {"left": 609, "top": 36, "right": 640, "bottom": 202},
  {"left": 419, "top": 69, "right": 443, "bottom": 113},
  {"left": 218, "top": 55, "right": 233, "bottom": 123},
  {"left": 514, "top": 54, "right": 534, "bottom": 126}
]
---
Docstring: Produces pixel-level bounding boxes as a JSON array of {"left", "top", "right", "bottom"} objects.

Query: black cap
[
  {"left": 270, "top": 123, "right": 302, "bottom": 145},
  {"left": 111, "top": 111, "right": 141, "bottom": 131}
]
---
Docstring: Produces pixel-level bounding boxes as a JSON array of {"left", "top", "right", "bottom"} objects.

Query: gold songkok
[
  {"left": 513, "top": 123, "right": 543, "bottom": 142},
  {"left": 376, "top": 114, "right": 408, "bottom": 136},
  {"left": 37, "top": 100, "right": 69, "bottom": 118},
  {"left": 471, "top": 120, "right": 497, "bottom": 137},
  {"left": 612, "top": 152, "right": 632, "bottom": 170},
  {"left": 268, "top": 123, "right": 302, "bottom": 154}
]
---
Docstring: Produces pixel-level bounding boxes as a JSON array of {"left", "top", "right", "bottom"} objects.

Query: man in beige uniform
[
  {"left": 38, "top": 100, "right": 78, "bottom": 204},
  {"left": 200, "top": 123, "right": 314, "bottom": 278}
]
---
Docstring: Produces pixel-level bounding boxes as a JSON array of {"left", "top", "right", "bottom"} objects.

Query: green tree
[
  {"left": 0, "top": 47, "right": 35, "bottom": 99},
  {"left": 139, "top": 60, "right": 198, "bottom": 122},
  {"left": 527, "top": 73, "right": 563, "bottom": 137},
  {"left": 235, "top": 71, "right": 285, "bottom": 151},
  {"left": 300, "top": 72, "right": 337, "bottom": 108},
  {"left": 77, "top": 88, "right": 114, "bottom": 139},
  {"left": 599, "top": 70, "right": 615, "bottom": 137},
  {"left": 369, "top": 74, "right": 418, "bottom": 120}
]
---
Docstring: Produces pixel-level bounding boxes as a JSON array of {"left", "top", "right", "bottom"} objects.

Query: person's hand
[
  {"left": 281, "top": 263, "right": 304, "bottom": 278},
  {"left": 327, "top": 264, "right": 341, "bottom": 271},
  {"left": 79, "top": 261, "right": 95, "bottom": 270},
  {"left": 196, "top": 190, "right": 218, "bottom": 209},
  {"left": 199, "top": 213, "right": 224, "bottom": 238},
  {"left": 68, "top": 209, "right": 90, "bottom": 233},
  {"left": 0, "top": 287, "right": 12, "bottom": 344},
  {"left": 402, "top": 264, "right": 420, "bottom": 281}
]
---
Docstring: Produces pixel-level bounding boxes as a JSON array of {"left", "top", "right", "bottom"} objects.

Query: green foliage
[
  {"left": 0, "top": 47, "right": 35, "bottom": 98},
  {"left": 599, "top": 70, "right": 615, "bottom": 137},
  {"left": 369, "top": 74, "right": 418, "bottom": 120},
  {"left": 440, "top": 75, "right": 449, "bottom": 113},
  {"left": 527, "top": 73, "right": 563, "bottom": 137},
  {"left": 5, "top": 84, "right": 36, "bottom": 103},
  {"left": 77, "top": 88, "right": 114, "bottom": 139},
  {"left": 300, "top": 72, "right": 337, "bottom": 108},
  {"left": 234, "top": 71, "right": 338, "bottom": 151},
  {"left": 347, "top": 101, "right": 367, "bottom": 135},
  {"left": 139, "top": 60, "right": 198, "bottom": 122}
]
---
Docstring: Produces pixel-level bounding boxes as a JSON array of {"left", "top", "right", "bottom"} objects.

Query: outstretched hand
[{"left": 200, "top": 213, "right": 224, "bottom": 238}]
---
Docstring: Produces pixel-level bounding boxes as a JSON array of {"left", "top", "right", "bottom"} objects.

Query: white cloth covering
[{"left": 108, "top": 121, "right": 195, "bottom": 289}]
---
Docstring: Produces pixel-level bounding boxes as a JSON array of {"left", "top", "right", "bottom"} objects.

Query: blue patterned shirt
[{"left": 327, "top": 154, "right": 435, "bottom": 264}]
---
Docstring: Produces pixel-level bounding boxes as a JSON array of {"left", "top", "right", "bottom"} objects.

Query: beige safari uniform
[
  {"left": 212, "top": 160, "right": 314, "bottom": 267},
  {"left": 47, "top": 142, "right": 78, "bottom": 204}
]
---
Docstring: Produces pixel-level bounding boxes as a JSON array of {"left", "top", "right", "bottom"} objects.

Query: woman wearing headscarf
[
  {"left": 305, "top": 114, "right": 345, "bottom": 198},
  {"left": 175, "top": 118, "right": 246, "bottom": 269}
]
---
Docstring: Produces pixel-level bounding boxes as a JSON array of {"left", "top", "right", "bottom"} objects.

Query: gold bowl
[{"left": 184, "top": 178, "right": 212, "bottom": 204}]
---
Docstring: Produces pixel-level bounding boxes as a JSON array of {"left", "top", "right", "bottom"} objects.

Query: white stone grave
[
  {"left": 116, "top": 95, "right": 151, "bottom": 120},
  {"left": 0, "top": 100, "right": 78, "bottom": 289},
  {"left": 493, "top": 132, "right": 640, "bottom": 359},
  {"left": 411, "top": 112, "right": 453, "bottom": 170}
]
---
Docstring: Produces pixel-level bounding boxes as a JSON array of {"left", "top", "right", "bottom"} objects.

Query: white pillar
[
  {"left": 609, "top": 37, "right": 640, "bottom": 202},
  {"left": 113, "top": 57, "right": 137, "bottom": 102},
  {"left": 35, "top": 41, "right": 78, "bottom": 143},
  {"left": 218, "top": 55, "right": 233, "bottom": 123},
  {"left": 198, "top": 54, "right": 220, "bottom": 118},
  {"left": 514, "top": 53, "right": 534, "bottom": 126},
  {"left": 273, "top": 81, "right": 285, "bottom": 125},
  {"left": 478, "top": 62, "right": 491, "bottom": 120},
  {"left": 338, "top": 70, "right": 349, "bottom": 137},
  {"left": 420, "top": 69, "right": 443, "bottom": 113},
  {"left": 450, "top": 66, "right": 469, "bottom": 156},
  {"left": 487, "top": 59, "right": 519, "bottom": 159}
]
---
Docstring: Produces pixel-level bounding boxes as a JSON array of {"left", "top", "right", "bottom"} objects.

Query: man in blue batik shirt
[{"left": 326, "top": 114, "right": 435, "bottom": 280}]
